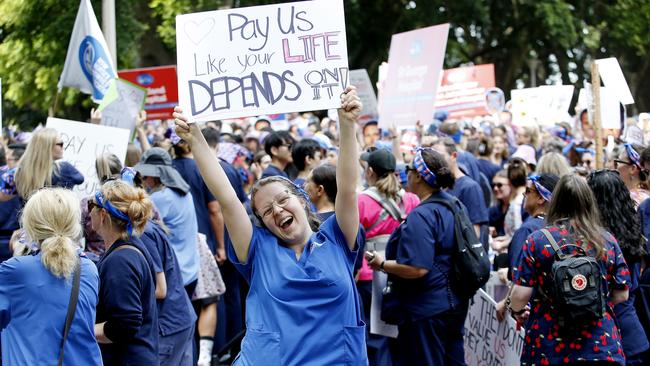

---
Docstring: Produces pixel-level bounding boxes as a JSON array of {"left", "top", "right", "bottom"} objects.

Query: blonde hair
[
  {"left": 15, "top": 128, "right": 59, "bottom": 198},
  {"left": 125, "top": 143, "right": 142, "bottom": 167},
  {"left": 536, "top": 152, "right": 571, "bottom": 177},
  {"left": 21, "top": 188, "right": 81, "bottom": 278},
  {"left": 521, "top": 125, "right": 540, "bottom": 150},
  {"left": 373, "top": 173, "right": 402, "bottom": 202},
  {"left": 96, "top": 153, "right": 123, "bottom": 184},
  {"left": 100, "top": 180, "right": 153, "bottom": 239}
]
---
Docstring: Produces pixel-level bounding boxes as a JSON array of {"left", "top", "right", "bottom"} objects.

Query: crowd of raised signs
[{"left": 1, "top": 101, "right": 650, "bottom": 366}]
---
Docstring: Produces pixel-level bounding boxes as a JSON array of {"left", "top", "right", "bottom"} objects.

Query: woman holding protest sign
[
  {"left": 173, "top": 86, "right": 367, "bottom": 365},
  {"left": 508, "top": 174, "right": 630, "bottom": 366}
]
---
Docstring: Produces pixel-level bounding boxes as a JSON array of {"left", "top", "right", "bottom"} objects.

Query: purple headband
[
  {"left": 413, "top": 147, "right": 437, "bottom": 187},
  {"left": 624, "top": 143, "right": 641, "bottom": 168},
  {"left": 528, "top": 175, "right": 553, "bottom": 202}
]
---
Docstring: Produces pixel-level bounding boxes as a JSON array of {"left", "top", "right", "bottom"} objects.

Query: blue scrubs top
[
  {"left": 228, "top": 215, "right": 367, "bottom": 366},
  {"left": 449, "top": 175, "right": 489, "bottom": 247},
  {"left": 507, "top": 215, "right": 544, "bottom": 281},
  {"left": 0, "top": 253, "right": 102, "bottom": 366},
  {"left": 261, "top": 164, "right": 288, "bottom": 179},
  {"left": 51, "top": 161, "right": 84, "bottom": 189},
  {"left": 135, "top": 221, "right": 197, "bottom": 336},
  {"left": 385, "top": 191, "right": 464, "bottom": 320}
]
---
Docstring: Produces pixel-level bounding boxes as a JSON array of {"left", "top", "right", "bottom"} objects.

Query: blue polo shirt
[
  {"left": 228, "top": 215, "right": 367, "bottom": 366},
  {"left": 0, "top": 253, "right": 102, "bottom": 366},
  {"left": 173, "top": 157, "right": 218, "bottom": 252},
  {"left": 135, "top": 221, "right": 197, "bottom": 336},
  {"left": 385, "top": 191, "right": 464, "bottom": 320},
  {"left": 150, "top": 187, "right": 199, "bottom": 285}
]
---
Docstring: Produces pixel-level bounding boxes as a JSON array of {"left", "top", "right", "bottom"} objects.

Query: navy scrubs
[
  {"left": 507, "top": 215, "right": 544, "bottom": 281},
  {"left": 385, "top": 191, "right": 467, "bottom": 366},
  {"left": 96, "top": 240, "right": 159, "bottom": 365},
  {"left": 449, "top": 175, "right": 489, "bottom": 249}
]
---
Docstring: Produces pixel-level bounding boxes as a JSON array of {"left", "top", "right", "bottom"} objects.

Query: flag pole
[{"left": 49, "top": 88, "right": 61, "bottom": 118}]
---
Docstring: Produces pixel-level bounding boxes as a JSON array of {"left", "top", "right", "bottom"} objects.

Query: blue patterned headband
[
  {"left": 575, "top": 147, "right": 595, "bottom": 155},
  {"left": 273, "top": 176, "right": 313, "bottom": 206},
  {"left": 95, "top": 191, "right": 133, "bottom": 237},
  {"left": 528, "top": 175, "right": 553, "bottom": 202},
  {"left": 624, "top": 143, "right": 641, "bottom": 168},
  {"left": 413, "top": 147, "right": 437, "bottom": 187}
]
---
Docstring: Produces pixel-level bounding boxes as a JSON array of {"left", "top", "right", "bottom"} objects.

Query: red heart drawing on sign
[{"left": 184, "top": 18, "right": 215, "bottom": 45}]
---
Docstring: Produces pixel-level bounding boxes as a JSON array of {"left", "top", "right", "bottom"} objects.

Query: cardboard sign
[
  {"left": 435, "top": 64, "right": 495, "bottom": 119},
  {"left": 595, "top": 58, "right": 634, "bottom": 105},
  {"left": 511, "top": 85, "right": 574, "bottom": 126},
  {"left": 350, "top": 69, "right": 378, "bottom": 123},
  {"left": 464, "top": 289, "right": 525, "bottom": 366},
  {"left": 119, "top": 65, "right": 179, "bottom": 120},
  {"left": 378, "top": 24, "right": 449, "bottom": 127},
  {"left": 45, "top": 118, "right": 130, "bottom": 199},
  {"left": 176, "top": 0, "right": 349, "bottom": 122},
  {"left": 578, "top": 86, "right": 622, "bottom": 130},
  {"left": 98, "top": 79, "right": 147, "bottom": 134}
]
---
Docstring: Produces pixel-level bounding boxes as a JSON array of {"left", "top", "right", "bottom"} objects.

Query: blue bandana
[
  {"left": 413, "top": 147, "right": 437, "bottom": 187},
  {"left": 624, "top": 143, "right": 641, "bottom": 167},
  {"left": 95, "top": 191, "right": 133, "bottom": 238},
  {"left": 528, "top": 175, "right": 553, "bottom": 202},
  {"left": 575, "top": 147, "right": 595, "bottom": 155}
]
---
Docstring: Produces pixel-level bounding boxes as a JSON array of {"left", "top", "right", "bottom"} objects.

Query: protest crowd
[{"left": 4, "top": 1, "right": 650, "bottom": 366}]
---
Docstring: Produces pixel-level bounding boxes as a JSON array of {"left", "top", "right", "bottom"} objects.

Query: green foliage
[{"left": 5, "top": 0, "right": 650, "bottom": 129}]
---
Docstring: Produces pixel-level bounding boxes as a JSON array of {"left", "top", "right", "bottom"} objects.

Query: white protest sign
[
  {"left": 464, "top": 289, "right": 525, "bottom": 366},
  {"left": 511, "top": 85, "right": 574, "bottom": 126},
  {"left": 98, "top": 78, "right": 147, "bottom": 134},
  {"left": 595, "top": 57, "right": 634, "bottom": 105},
  {"left": 369, "top": 247, "right": 398, "bottom": 338},
  {"left": 350, "top": 69, "right": 378, "bottom": 123},
  {"left": 176, "top": 0, "right": 349, "bottom": 122},
  {"left": 578, "top": 87, "right": 621, "bottom": 130},
  {"left": 46, "top": 118, "right": 130, "bottom": 199}
]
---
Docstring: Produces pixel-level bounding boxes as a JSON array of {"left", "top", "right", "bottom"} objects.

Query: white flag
[{"left": 58, "top": 0, "right": 116, "bottom": 102}]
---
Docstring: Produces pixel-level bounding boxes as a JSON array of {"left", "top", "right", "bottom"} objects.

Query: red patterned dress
[{"left": 512, "top": 223, "right": 630, "bottom": 365}]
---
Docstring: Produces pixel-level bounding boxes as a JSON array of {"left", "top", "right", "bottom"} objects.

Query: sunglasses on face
[
  {"left": 87, "top": 200, "right": 99, "bottom": 212},
  {"left": 55, "top": 142, "right": 64, "bottom": 147},
  {"left": 405, "top": 166, "right": 416, "bottom": 173},
  {"left": 492, "top": 182, "right": 504, "bottom": 189},
  {"left": 614, "top": 159, "right": 633, "bottom": 168},
  {"left": 281, "top": 143, "right": 293, "bottom": 150}
]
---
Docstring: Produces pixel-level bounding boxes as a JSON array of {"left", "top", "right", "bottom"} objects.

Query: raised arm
[
  {"left": 336, "top": 87, "right": 362, "bottom": 250},
  {"left": 173, "top": 107, "right": 253, "bottom": 262}
]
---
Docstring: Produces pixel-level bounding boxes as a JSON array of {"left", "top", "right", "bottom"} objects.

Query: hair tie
[
  {"left": 528, "top": 175, "right": 553, "bottom": 202},
  {"left": 95, "top": 191, "right": 133, "bottom": 238},
  {"left": 413, "top": 147, "right": 437, "bottom": 187}
]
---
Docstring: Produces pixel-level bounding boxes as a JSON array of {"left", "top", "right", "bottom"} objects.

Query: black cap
[{"left": 360, "top": 149, "right": 396, "bottom": 178}]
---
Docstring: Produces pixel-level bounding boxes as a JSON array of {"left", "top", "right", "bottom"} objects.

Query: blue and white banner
[{"left": 58, "top": 0, "right": 116, "bottom": 102}]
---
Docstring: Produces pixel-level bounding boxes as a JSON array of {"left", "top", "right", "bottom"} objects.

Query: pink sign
[{"left": 378, "top": 24, "right": 449, "bottom": 127}]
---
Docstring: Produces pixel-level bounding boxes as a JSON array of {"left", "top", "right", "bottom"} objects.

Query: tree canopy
[{"left": 2, "top": 0, "right": 650, "bottom": 129}]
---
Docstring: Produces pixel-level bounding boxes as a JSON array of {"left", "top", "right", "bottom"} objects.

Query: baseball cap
[{"left": 360, "top": 149, "right": 396, "bottom": 178}]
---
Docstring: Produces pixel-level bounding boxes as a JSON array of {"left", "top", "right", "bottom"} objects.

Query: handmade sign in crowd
[
  {"left": 98, "top": 79, "right": 147, "bottom": 134},
  {"left": 119, "top": 65, "right": 179, "bottom": 120},
  {"left": 464, "top": 289, "right": 525, "bottom": 366},
  {"left": 510, "top": 85, "right": 574, "bottom": 126},
  {"left": 378, "top": 24, "right": 449, "bottom": 127},
  {"left": 350, "top": 69, "right": 379, "bottom": 123},
  {"left": 435, "top": 64, "right": 496, "bottom": 120},
  {"left": 45, "top": 118, "right": 130, "bottom": 199},
  {"left": 176, "top": 0, "right": 348, "bottom": 122}
]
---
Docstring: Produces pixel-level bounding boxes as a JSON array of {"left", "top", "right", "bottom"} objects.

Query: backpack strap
[
  {"left": 361, "top": 187, "right": 407, "bottom": 225},
  {"left": 540, "top": 228, "right": 566, "bottom": 260},
  {"left": 58, "top": 259, "right": 81, "bottom": 366}
]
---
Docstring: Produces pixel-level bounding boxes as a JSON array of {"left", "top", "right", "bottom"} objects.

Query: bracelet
[
  {"left": 510, "top": 307, "right": 527, "bottom": 316},
  {"left": 379, "top": 260, "right": 386, "bottom": 273}
]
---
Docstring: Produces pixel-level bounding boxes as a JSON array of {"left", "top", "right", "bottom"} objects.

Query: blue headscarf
[
  {"left": 528, "top": 175, "right": 553, "bottom": 202},
  {"left": 413, "top": 147, "right": 437, "bottom": 187},
  {"left": 95, "top": 191, "right": 134, "bottom": 238}
]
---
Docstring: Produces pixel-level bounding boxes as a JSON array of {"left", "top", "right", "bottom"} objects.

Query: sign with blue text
[{"left": 176, "top": 0, "right": 349, "bottom": 122}]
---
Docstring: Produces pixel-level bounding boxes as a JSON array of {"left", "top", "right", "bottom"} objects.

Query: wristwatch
[{"left": 379, "top": 260, "right": 386, "bottom": 273}]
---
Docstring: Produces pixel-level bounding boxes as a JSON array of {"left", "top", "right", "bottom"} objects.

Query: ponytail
[{"left": 40, "top": 235, "right": 77, "bottom": 279}]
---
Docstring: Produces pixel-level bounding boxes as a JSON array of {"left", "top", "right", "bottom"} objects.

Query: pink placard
[{"left": 378, "top": 24, "right": 449, "bottom": 127}]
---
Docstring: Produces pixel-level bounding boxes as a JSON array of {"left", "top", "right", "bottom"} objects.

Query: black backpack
[
  {"left": 427, "top": 196, "right": 491, "bottom": 299},
  {"left": 539, "top": 228, "right": 606, "bottom": 326}
]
